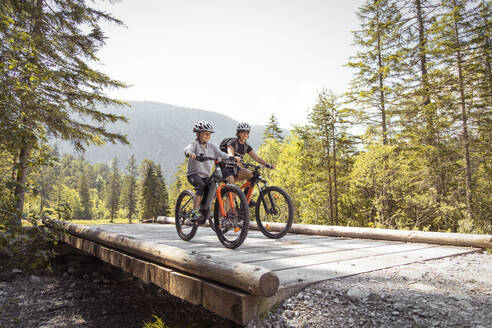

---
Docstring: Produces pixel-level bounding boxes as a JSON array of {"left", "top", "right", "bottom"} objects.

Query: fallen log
[
  {"left": 154, "top": 217, "right": 492, "bottom": 249},
  {"left": 43, "top": 218, "right": 279, "bottom": 297}
]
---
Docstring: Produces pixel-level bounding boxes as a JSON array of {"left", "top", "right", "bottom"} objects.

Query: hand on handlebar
[{"left": 186, "top": 152, "right": 197, "bottom": 159}]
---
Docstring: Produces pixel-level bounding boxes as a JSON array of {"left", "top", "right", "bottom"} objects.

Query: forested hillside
[
  {"left": 1, "top": 0, "right": 490, "bottom": 235},
  {"left": 54, "top": 101, "right": 267, "bottom": 178}
]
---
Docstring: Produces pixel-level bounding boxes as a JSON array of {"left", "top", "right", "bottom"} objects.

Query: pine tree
[
  {"left": 106, "top": 157, "right": 120, "bottom": 223},
  {"left": 155, "top": 164, "right": 170, "bottom": 217},
  {"left": 303, "top": 89, "right": 337, "bottom": 224},
  {"left": 78, "top": 173, "right": 91, "bottom": 219},
  {"left": 121, "top": 155, "right": 138, "bottom": 223},
  {"left": 263, "top": 114, "right": 284, "bottom": 141},
  {"left": 139, "top": 161, "right": 158, "bottom": 221},
  {"left": 1, "top": 0, "right": 129, "bottom": 225},
  {"left": 346, "top": 0, "right": 404, "bottom": 145}
]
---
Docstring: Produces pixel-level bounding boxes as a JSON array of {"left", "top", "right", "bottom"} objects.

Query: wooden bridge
[{"left": 44, "top": 218, "right": 491, "bottom": 326}]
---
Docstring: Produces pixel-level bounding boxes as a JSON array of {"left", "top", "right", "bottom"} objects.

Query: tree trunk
[
  {"left": 376, "top": 6, "right": 389, "bottom": 226},
  {"left": 331, "top": 114, "right": 338, "bottom": 225},
  {"left": 325, "top": 137, "right": 334, "bottom": 225},
  {"left": 453, "top": 10, "right": 474, "bottom": 220},
  {"left": 376, "top": 7, "right": 388, "bottom": 146},
  {"left": 12, "top": 0, "right": 44, "bottom": 225},
  {"left": 13, "top": 144, "right": 31, "bottom": 225},
  {"left": 415, "top": 0, "right": 434, "bottom": 144}
]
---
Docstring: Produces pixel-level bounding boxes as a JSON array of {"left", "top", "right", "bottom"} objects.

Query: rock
[
  {"left": 391, "top": 311, "right": 400, "bottom": 315},
  {"left": 413, "top": 316, "right": 426, "bottom": 328},
  {"left": 409, "top": 282, "right": 436, "bottom": 292},
  {"left": 103, "top": 279, "right": 110, "bottom": 284},
  {"left": 29, "top": 275, "right": 41, "bottom": 283},
  {"left": 392, "top": 302, "right": 405, "bottom": 311},
  {"left": 449, "top": 293, "right": 472, "bottom": 302},
  {"left": 298, "top": 321, "right": 309, "bottom": 328},
  {"left": 457, "top": 300, "right": 473, "bottom": 310},
  {"left": 368, "top": 292, "right": 380, "bottom": 302},
  {"left": 399, "top": 268, "right": 424, "bottom": 281},
  {"left": 82, "top": 274, "right": 89, "bottom": 280},
  {"left": 284, "top": 310, "right": 294, "bottom": 319},
  {"left": 67, "top": 266, "right": 77, "bottom": 275},
  {"left": 69, "top": 282, "right": 77, "bottom": 288},
  {"left": 62, "top": 272, "right": 69, "bottom": 278},
  {"left": 346, "top": 287, "right": 369, "bottom": 303},
  {"left": 11, "top": 269, "right": 22, "bottom": 274}
]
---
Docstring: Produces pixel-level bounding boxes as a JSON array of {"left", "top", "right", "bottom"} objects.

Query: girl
[{"left": 183, "top": 121, "right": 232, "bottom": 222}]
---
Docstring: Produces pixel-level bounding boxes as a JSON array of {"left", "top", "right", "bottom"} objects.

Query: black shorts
[
  {"left": 187, "top": 174, "right": 207, "bottom": 196},
  {"left": 219, "top": 163, "right": 238, "bottom": 179}
]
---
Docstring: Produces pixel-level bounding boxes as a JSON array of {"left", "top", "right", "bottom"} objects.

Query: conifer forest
[{"left": 1, "top": 0, "right": 491, "bottom": 235}]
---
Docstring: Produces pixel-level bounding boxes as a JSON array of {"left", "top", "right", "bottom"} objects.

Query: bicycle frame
[
  {"left": 216, "top": 183, "right": 236, "bottom": 217},
  {"left": 238, "top": 164, "right": 268, "bottom": 203},
  {"left": 198, "top": 160, "right": 237, "bottom": 220}
]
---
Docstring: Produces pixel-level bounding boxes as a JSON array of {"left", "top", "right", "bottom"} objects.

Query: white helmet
[
  {"left": 193, "top": 121, "right": 215, "bottom": 133},
  {"left": 236, "top": 122, "right": 251, "bottom": 132}
]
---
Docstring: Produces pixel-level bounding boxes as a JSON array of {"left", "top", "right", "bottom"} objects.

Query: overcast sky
[{"left": 94, "top": 0, "right": 362, "bottom": 128}]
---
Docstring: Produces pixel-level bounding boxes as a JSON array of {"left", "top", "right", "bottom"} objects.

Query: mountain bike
[
  {"left": 174, "top": 156, "right": 250, "bottom": 249},
  {"left": 239, "top": 162, "right": 294, "bottom": 239}
]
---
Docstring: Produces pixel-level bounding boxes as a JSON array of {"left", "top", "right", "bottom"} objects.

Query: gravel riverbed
[{"left": 1, "top": 251, "right": 490, "bottom": 328}]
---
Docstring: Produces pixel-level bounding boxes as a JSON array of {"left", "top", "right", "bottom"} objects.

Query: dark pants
[
  {"left": 187, "top": 174, "right": 207, "bottom": 196},
  {"left": 219, "top": 163, "right": 238, "bottom": 179}
]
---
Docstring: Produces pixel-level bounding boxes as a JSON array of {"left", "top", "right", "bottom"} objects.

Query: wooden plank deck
[{"left": 57, "top": 222, "right": 480, "bottom": 325}]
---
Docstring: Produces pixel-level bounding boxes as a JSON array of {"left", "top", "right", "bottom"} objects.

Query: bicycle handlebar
[
  {"left": 241, "top": 161, "right": 273, "bottom": 170},
  {"left": 189, "top": 154, "right": 236, "bottom": 163}
]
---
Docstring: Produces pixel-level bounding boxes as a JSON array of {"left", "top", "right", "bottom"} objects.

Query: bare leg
[
  {"left": 193, "top": 195, "right": 202, "bottom": 210},
  {"left": 236, "top": 168, "right": 253, "bottom": 184}
]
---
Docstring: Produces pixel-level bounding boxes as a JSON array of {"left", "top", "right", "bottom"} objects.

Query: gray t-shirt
[{"left": 184, "top": 141, "right": 230, "bottom": 178}]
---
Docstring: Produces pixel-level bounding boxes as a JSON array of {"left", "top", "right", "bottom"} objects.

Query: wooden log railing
[
  {"left": 155, "top": 216, "right": 492, "bottom": 249},
  {"left": 43, "top": 218, "right": 279, "bottom": 297}
]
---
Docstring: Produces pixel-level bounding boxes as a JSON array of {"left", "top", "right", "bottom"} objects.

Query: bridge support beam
[{"left": 58, "top": 233, "right": 293, "bottom": 325}]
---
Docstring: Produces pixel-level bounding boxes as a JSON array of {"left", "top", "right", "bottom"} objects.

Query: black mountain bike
[
  {"left": 240, "top": 162, "right": 294, "bottom": 239},
  {"left": 174, "top": 156, "right": 250, "bottom": 249}
]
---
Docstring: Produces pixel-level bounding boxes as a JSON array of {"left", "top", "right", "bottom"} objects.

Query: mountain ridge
[{"left": 55, "top": 101, "right": 272, "bottom": 179}]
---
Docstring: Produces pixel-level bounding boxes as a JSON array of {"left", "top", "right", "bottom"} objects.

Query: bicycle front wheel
[
  {"left": 255, "top": 186, "right": 294, "bottom": 239},
  {"left": 175, "top": 189, "right": 198, "bottom": 241},
  {"left": 213, "top": 184, "right": 250, "bottom": 249}
]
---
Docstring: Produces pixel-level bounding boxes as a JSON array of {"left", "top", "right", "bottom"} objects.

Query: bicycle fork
[{"left": 216, "top": 185, "right": 241, "bottom": 232}]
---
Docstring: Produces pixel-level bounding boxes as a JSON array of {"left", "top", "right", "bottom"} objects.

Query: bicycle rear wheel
[
  {"left": 213, "top": 185, "right": 249, "bottom": 249},
  {"left": 255, "top": 186, "right": 294, "bottom": 239},
  {"left": 175, "top": 189, "right": 198, "bottom": 241}
]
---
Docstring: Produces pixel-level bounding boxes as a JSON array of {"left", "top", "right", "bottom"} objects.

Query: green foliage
[
  {"left": 138, "top": 159, "right": 170, "bottom": 221},
  {"left": 142, "top": 315, "right": 168, "bottom": 328},
  {"left": 106, "top": 157, "right": 121, "bottom": 223},
  {"left": 0, "top": 213, "right": 57, "bottom": 271},
  {"left": 121, "top": 154, "right": 138, "bottom": 223},
  {"left": 263, "top": 114, "right": 284, "bottom": 141},
  {"left": 1, "top": 0, "right": 129, "bottom": 224}
]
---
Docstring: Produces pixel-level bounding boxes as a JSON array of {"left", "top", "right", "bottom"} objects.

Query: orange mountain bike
[
  {"left": 175, "top": 156, "right": 250, "bottom": 249},
  {"left": 239, "top": 162, "right": 294, "bottom": 239}
]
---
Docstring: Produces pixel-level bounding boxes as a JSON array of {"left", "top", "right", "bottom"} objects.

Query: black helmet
[
  {"left": 236, "top": 122, "right": 251, "bottom": 132},
  {"left": 193, "top": 121, "right": 215, "bottom": 133}
]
